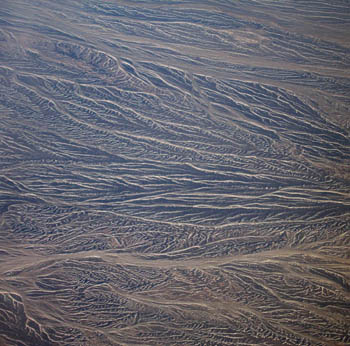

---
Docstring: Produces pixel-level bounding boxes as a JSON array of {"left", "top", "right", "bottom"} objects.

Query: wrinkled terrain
[{"left": 0, "top": 0, "right": 350, "bottom": 345}]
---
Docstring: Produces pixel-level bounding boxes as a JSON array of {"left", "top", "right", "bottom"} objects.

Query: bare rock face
[{"left": 0, "top": 0, "right": 350, "bottom": 345}]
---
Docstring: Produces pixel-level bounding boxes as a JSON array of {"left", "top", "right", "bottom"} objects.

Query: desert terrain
[{"left": 0, "top": 0, "right": 350, "bottom": 345}]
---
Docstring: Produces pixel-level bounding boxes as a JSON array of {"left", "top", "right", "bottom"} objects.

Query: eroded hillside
[{"left": 0, "top": 0, "right": 350, "bottom": 345}]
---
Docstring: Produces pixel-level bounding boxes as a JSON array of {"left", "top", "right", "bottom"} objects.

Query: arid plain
[{"left": 0, "top": 0, "right": 350, "bottom": 345}]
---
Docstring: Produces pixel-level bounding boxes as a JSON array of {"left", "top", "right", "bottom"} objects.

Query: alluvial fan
[{"left": 0, "top": 0, "right": 350, "bottom": 345}]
